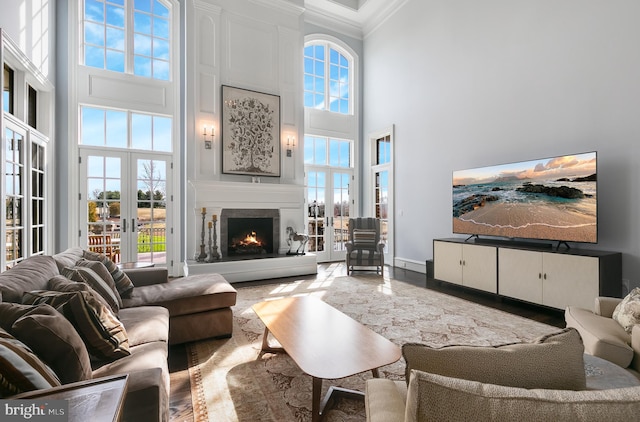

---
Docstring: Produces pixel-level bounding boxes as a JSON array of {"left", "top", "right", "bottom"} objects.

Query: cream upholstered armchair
[
  {"left": 565, "top": 296, "right": 640, "bottom": 371},
  {"left": 345, "top": 217, "right": 385, "bottom": 276},
  {"left": 365, "top": 329, "right": 640, "bottom": 422}
]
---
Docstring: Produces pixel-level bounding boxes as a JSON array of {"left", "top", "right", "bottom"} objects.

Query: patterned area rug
[{"left": 187, "top": 275, "right": 558, "bottom": 421}]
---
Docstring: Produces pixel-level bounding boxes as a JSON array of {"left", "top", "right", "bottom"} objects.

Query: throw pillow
[
  {"left": 402, "top": 327, "right": 586, "bottom": 391},
  {"left": 352, "top": 229, "right": 377, "bottom": 248},
  {"left": 0, "top": 302, "right": 39, "bottom": 332},
  {"left": 83, "top": 250, "right": 135, "bottom": 298},
  {"left": 405, "top": 370, "right": 640, "bottom": 422},
  {"left": 61, "top": 261, "right": 122, "bottom": 314},
  {"left": 612, "top": 287, "right": 640, "bottom": 334},
  {"left": 11, "top": 304, "right": 92, "bottom": 384},
  {"left": 22, "top": 290, "right": 130, "bottom": 361},
  {"left": 48, "top": 274, "right": 114, "bottom": 314},
  {"left": 0, "top": 328, "right": 61, "bottom": 397}
]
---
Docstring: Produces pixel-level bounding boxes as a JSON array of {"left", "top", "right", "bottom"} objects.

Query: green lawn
[{"left": 137, "top": 233, "right": 166, "bottom": 252}]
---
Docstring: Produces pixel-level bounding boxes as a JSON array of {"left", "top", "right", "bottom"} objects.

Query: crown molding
[
  {"left": 250, "top": 0, "right": 306, "bottom": 17},
  {"left": 193, "top": 0, "right": 222, "bottom": 15},
  {"left": 361, "top": 0, "right": 409, "bottom": 38},
  {"left": 303, "top": 4, "right": 363, "bottom": 40}
]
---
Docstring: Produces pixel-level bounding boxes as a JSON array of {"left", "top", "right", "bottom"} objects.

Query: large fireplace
[{"left": 220, "top": 209, "right": 280, "bottom": 258}]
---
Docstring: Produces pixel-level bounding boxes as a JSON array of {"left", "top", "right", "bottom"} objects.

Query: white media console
[{"left": 433, "top": 238, "right": 622, "bottom": 312}]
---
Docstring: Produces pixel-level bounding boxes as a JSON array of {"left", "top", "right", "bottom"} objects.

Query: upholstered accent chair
[
  {"left": 566, "top": 296, "right": 640, "bottom": 371},
  {"left": 345, "top": 217, "right": 385, "bottom": 276}
]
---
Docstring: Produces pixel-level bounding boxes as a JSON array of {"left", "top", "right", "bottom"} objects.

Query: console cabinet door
[
  {"left": 434, "top": 241, "right": 463, "bottom": 285},
  {"left": 462, "top": 244, "right": 497, "bottom": 293},
  {"left": 542, "top": 253, "right": 599, "bottom": 311},
  {"left": 498, "top": 248, "right": 543, "bottom": 304}
]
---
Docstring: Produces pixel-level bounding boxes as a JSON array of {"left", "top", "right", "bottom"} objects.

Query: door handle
[{"left": 123, "top": 219, "right": 127, "bottom": 233}]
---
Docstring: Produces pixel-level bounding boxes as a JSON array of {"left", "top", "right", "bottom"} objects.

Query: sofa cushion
[
  {"left": 612, "top": 287, "right": 640, "bottom": 334},
  {"left": 83, "top": 250, "right": 134, "bottom": 298},
  {"left": 404, "top": 370, "right": 640, "bottom": 422},
  {"left": 118, "top": 306, "right": 169, "bottom": 347},
  {"left": 0, "top": 256, "right": 60, "bottom": 303},
  {"left": 365, "top": 378, "right": 407, "bottom": 422},
  {"left": 0, "top": 328, "right": 61, "bottom": 397},
  {"left": 22, "top": 290, "right": 130, "bottom": 361},
  {"left": 122, "top": 274, "right": 237, "bottom": 316},
  {"left": 8, "top": 303, "right": 92, "bottom": 384},
  {"left": 91, "top": 341, "right": 169, "bottom": 397},
  {"left": 402, "top": 328, "right": 586, "bottom": 391},
  {"left": 61, "top": 261, "right": 122, "bottom": 314},
  {"left": 565, "top": 305, "right": 633, "bottom": 368}
]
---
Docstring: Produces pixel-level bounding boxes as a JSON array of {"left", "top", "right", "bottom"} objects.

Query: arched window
[{"left": 304, "top": 41, "right": 351, "bottom": 114}]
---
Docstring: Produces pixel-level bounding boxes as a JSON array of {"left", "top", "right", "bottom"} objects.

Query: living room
[{"left": 2, "top": 0, "right": 640, "bottom": 420}]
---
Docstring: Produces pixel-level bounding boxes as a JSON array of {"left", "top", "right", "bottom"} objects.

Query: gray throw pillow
[
  {"left": 0, "top": 328, "right": 61, "bottom": 397},
  {"left": 10, "top": 303, "right": 92, "bottom": 384},
  {"left": 22, "top": 290, "right": 130, "bottom": 362},
  {"left": 402, "top": 327, "right": 586, "bottom": 391},
  {"left": 61, "top": 260, "right": 122, "bottom": 314}
]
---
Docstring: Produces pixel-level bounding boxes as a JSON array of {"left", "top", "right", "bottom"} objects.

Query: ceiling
[{"left": 304, "top": 0, "right": 408, "bottom": 38}]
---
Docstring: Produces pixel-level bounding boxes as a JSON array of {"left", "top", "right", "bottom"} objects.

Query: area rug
[{"left": 187, "top": 275, "right": 558, "bottom": 421}]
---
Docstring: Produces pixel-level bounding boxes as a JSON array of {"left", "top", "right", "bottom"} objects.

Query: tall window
[
  {"left": 3, "top": 64, "right": 14, "bottom": 114},
  {"left": 31, "top": 142, "right": 46, "bottom": 255},
  {"left": 4, "top": 128, "right": 25, "bottom": 267},
  {"left": 304, "top": 42, "right": 351, "bottom": 114},
  {"left": 83, "top": 0, "right": 171, "bottom": 80},
  {"left": 371, "top": 131, "right": 393, "bottom": 258}
]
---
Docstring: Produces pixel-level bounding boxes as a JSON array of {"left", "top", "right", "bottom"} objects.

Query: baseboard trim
[{"left": 393, "top": 257, "right": 426, "bottom": 274}]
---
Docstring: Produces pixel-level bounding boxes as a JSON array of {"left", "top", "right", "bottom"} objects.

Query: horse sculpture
[{"left": 286, "top": 226, "right": 309, "bottom": 255}]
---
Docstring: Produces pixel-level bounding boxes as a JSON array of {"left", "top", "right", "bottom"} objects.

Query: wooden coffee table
[{"left": 252, "top": 296, "right": 400, "bottom": 422}]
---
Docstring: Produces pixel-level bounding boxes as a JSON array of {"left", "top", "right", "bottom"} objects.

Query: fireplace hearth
[{"left": 221, "top": 209, "right": 280, "bottom": 258}]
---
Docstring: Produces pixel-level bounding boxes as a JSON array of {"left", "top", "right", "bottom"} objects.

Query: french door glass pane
[
  {"left": 136, "top": 159, "right": 166, "bottom": 263},
  {"left": 86, "top": 155, "right": 122, "bottom": 263},
  {"left": 332, "top": 172, "right": 350, "bottom": 251},
  {"left": 375, "top": 170, "right": 389, "bottom": 253},
  {"left": 306, "top": 170, "right": 325, "bottom": 253},
  {"left": 5, "top": 128, "right": 24, "bottom": 267}
]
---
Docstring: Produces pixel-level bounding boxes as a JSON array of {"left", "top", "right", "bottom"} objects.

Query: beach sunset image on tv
[{"left": 453, "top": 152, "right": 597, "bottom": 243}]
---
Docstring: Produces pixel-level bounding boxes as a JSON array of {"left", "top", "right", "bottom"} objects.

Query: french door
[
  {"left": 306, "top": 167, "right": 353, "bottom": 262},
  {"left": 79, "top": 149, "right": 172, "bottom": 266}
]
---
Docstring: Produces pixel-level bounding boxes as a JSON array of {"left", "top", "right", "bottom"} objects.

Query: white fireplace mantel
[
  {"left": 185, "top": 179, "right": 315, "bottom": 281},
  {"left": 188, "top": 179, "right": 304, "bottom": 211}
]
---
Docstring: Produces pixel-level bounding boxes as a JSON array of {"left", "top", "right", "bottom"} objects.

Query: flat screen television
[{"left": 452, "top": 152, "right": 597, "bottom": 245}]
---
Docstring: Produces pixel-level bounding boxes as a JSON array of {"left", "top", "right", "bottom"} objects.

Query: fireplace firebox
[{"left": 220, "top": 209, "right": 280, "bottom": 258}]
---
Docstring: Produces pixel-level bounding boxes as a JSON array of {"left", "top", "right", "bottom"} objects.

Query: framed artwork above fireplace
[{"left": 221, "top": 85, "right": 281, "bottom": 177}]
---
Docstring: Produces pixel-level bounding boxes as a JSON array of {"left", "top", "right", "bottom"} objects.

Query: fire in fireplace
[
  {"left": 221, "top": 209, "right": 279, "bottom": 258},
  {"left": 229, "top": 229, "right": 269, "bottom": 255}
]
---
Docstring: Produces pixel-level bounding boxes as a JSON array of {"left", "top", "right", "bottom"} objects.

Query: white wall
[
  {"left": 0, "top": 0, "right": 56, "bottom": 80},
  {"left": 185, "top": 0, "right": 306, "bottom": 264},
  {"left": 363, "top": 0, "right": 640, "bottom": 287}
]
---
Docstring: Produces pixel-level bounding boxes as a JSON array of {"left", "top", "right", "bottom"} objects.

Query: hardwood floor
[{"left": 168, "top": 262, "right": 566, "bottom": 421}]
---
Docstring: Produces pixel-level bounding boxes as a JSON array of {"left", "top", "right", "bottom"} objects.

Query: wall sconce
[
  {"left": 203, "top": 125, "right": 214, "bottom": 149},
  {"left": 286, "top": 135, "right": 296, "bottom": 157}
]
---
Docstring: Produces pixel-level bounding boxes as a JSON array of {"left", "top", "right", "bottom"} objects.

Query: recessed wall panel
[
  {"left": 225, "top": 15, "right": 278, "bottom": 89},
  {"left": 89, "top": 75, "right": 166, "bottom": 107}
]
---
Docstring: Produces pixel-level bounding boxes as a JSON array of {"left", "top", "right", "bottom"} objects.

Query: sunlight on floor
[{"left": 269, "top": 280, "right": 305, "bottom": 294}]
